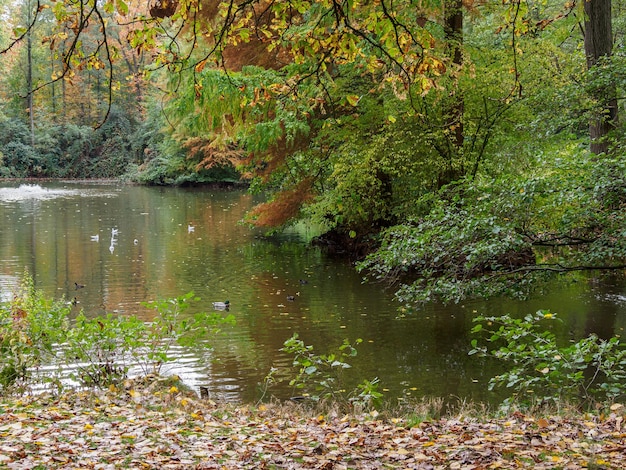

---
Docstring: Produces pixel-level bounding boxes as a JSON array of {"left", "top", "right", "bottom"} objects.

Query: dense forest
[{"left": 0, "top": 0, "right": 624, "bottom": 309}]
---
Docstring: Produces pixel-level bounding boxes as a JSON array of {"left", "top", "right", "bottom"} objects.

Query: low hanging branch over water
[
  {"left": 487, "top": 263, "right": 626, "bottom": 277},
  {"left": 358, "top": 155, "right": 626, "bottom": 307}
]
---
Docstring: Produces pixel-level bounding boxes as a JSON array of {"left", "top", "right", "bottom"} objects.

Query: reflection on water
[
  {"left": 0, "top": 274, "right": 19, "bottom": 302},
  {"left": 1, "top": 181, "right": 625, "bottom": 404}
]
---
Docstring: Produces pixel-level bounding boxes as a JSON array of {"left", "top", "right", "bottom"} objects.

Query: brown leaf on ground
[{"left": 0, "top": 383, "right": 625, "bottom": 469}]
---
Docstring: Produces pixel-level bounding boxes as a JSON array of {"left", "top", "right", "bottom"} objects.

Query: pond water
[{"left": 1, "top": 181, "right": 625, "bottom": 404}]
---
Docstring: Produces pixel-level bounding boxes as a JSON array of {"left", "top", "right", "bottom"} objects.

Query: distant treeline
[{"left": 0, "top": 107, "right": 239, "bottom": 185}]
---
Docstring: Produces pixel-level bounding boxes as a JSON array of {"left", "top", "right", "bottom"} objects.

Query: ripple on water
[{"left": 0, "top": 273, "right": 21, "bottom": 302}]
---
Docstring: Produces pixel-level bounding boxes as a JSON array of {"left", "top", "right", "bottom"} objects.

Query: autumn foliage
[
  {"left": 246, "top": 178, "right": 314, "bottom": 228},
  {"left": 1, "top": 385, "right": 626, "bottom": 469},
  {"left": 187, "top": 0, "right": 293, "bottom": 71},
  {"left": 184, "top": 137, "right": 244, "bottom": 170}
]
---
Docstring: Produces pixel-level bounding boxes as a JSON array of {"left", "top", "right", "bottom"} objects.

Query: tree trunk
[
  {"left": 444, "top": 0, "right": 464, "bottom": 150},
  {"left": 584, "top": 0, "right": 616, "bottom": 155},
  {"left": 50, "top": 51, "right": 57, "bottom": 121},
  {"left": 26, "top": 0, "right": 35, "bottom": 147},
  {"left": 61, "top": 46, "right": 67, "bottom": 120},
  {"left": 438, "top": 0, "right": 464, "bottom": 187}
]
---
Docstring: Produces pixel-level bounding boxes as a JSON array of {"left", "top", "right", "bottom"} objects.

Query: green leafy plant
[
  {"left": 359, "top": 146, "right": 626, "bottom": 309},
  {"left": 62, "top": 292, "right": 235, "bottom": 387},
  {"left": 0, "top": 276, "right": 70, "bottom": 393},
  {"left": 62, "top": 312, "right": 146, "bottom": 387},
  {"left": 278, "top": 333, "right": 383, "bottom": 409},
  {"left": 351, "top": 377, "right": 384, "bottom": 410},
  {"left": 469, "top": 311, "right": 626, "bottom": 408},
  {"left": 1, "top": 278, "right": 236, "bottom": 393},
  {"left": 0, "top": 116, "right": 138, "bottom": 179},
  {"left": 137, "top": 292, "right": 235, "bottom": 375}
]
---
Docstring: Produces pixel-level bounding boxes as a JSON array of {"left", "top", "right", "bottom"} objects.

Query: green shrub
[
  {"left": 0, "top": 110, "right": 139, "bottom": 178},
  {"left": 137, "top": 292, "right": 235, "bottom": 375},
  {"left": 1, "top": 141, "right": 40, "bottom": 177},
  {"left": 0, "top": 119, "right": 30, "bottom": 146},
  {"left": 274, "top": 333, "right": 383, "bottom": 410},
  {"left": 0, "top": 276, "right": 70, "bottom": 394},
  {"left": 1, "top": 278, "right": 235, "bottom": 394},
  {"left": 470, "top": 311, "right": 626, "bottom": 409},
  {"left": 60, "top": 292, "right": 235, "bottom": 388},
  {"left": 62, "top": 312, "right": 146, "bottom": 387}
]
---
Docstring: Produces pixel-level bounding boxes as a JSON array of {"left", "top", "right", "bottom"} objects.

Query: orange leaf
[{"left": 195, "top": 60, "right": 207, "bottom": 73}]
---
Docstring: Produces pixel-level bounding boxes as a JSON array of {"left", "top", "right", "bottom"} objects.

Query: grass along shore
[{"left": 0, "top": 376, "right": 625, "bottom": 469}]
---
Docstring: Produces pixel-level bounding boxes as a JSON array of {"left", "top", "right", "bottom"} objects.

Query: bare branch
[
  {"left": 92, "top": 4, "right": 114, "bottom": 128},
  {"left": 486, "top": 263, "right": 626, "bottom": 279}
]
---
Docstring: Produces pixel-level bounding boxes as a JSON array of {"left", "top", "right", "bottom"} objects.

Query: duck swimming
[{"left": 212, "top": 300, "right": 230, "bottom": 310}]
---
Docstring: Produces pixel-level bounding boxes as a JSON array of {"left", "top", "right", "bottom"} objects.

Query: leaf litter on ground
[{"left": 0, "top": 378, "right": 625, "bottom": 469}]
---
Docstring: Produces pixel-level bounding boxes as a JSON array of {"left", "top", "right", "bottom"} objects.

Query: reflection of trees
[
  {"left": 3, "top": 184, "right": 626, "bottom": 403},
  {"left": 583, "top": 276, "right": 621, "bottom": 341},
  {"left": 0, "top": 185, "right": 260, "bottom": 319}
]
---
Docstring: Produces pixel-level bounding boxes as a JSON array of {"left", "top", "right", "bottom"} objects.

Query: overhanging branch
[{"left": 487, "top": 263, "right": 626, "bottom": 279}]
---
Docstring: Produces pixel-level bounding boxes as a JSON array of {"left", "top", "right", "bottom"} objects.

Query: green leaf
[
  {"left": 117, "top": 0, "right": 129, "bottom": 15},
  {"left": 346, "top": 95, "right": 360, "bottom": 106}
]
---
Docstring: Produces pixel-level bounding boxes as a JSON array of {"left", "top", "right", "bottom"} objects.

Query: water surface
[{"left": 1, "top": 182, "right": 625, "bottom": 403}]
